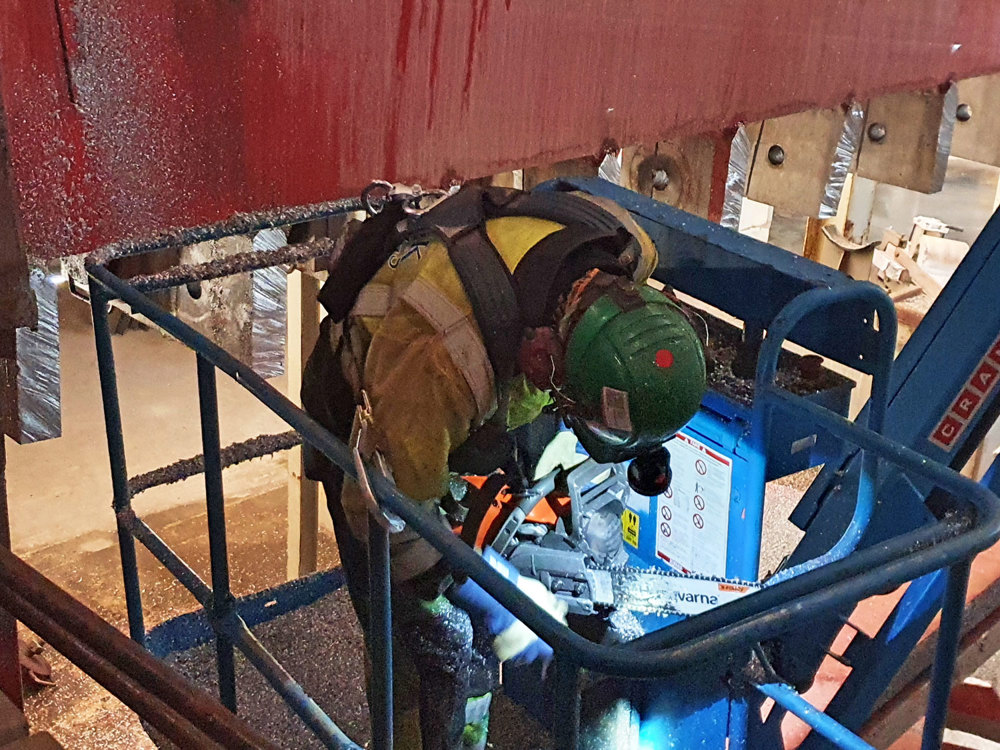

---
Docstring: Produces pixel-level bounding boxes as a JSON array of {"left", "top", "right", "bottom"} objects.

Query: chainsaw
[{"left": 480, "top": 458, "right": 760, "bottom": 621}]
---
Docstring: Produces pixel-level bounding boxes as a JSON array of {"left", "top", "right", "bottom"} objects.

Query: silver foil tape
[
  {"left": 250, "top": 266, "right": 287, "bottom": 379},
  {"left": 250, "top": 228, "right": 288, "bottom": 379},
  {"left": 9, "top": 267, "right": 61, "bottom": 443},
  {"left": 820, "top": 102, "right": 865, "bottom": 218},
  {"left": 934, "top": 83, "right": 958, "bottom": 192},
  {"left": 177, "top": 232, "right": 286, "bottom": 379},
  {"left": 599, "top": 150, "right": 623, "bottom": 185},
  {"left": 721, "top": 125, "right": 753, "bottom": 230}
]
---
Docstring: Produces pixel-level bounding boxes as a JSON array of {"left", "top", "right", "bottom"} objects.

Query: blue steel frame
[
  {"left": 769, "top": 204, "right": 1000, "bottom": 746},
  {"left": 83, "top": 195, "right": 1000, "bottom": 750}
]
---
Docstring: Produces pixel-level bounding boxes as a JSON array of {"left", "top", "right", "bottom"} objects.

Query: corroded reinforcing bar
[
  {"left": 127, "top": 430, "right": 300, "bottom": 497},
  {"left": 0, "top": 545, "right": 279, "bottom": 750},
  {"left": 128, "top": 240, "right": 339, "bottom": 292}
]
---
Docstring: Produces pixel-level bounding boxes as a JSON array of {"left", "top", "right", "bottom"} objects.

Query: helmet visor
[
  {"left": 575, "top": 418, "right": 633, "bottom": 446},
  {"left": 565, "top": 413, "right": 638, "bottom": 463},
  {"left": 566, "top": 411, "right": 680, "bottom": 465}
]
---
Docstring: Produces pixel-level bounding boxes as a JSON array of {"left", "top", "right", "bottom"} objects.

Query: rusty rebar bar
[{"left": 0, "top": 547, "right": 279, "bottom": 749}]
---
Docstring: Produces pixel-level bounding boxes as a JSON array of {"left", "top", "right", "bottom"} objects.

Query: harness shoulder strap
[
  {"left": 320, "top": 184, "right": 634, "bottom": 389},
  {"left": 413, "top": 186, "right": 523, "bottom": 386},
  {"left": 511, "top": 224, "right": 628, "bottom": 327},
  {"left": 444, "top": 227, "right": 523, "bottom": 385},
  {"left": 317, "top": 201, "right": 407, "bottom": 322},
  {"left": 482, "top": 185, "right": 624, "bottom": 233}
]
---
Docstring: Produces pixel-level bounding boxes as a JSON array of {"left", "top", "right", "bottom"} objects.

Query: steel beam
[{"left": 3, "top": 1, "right": 1000, "bottom": 262}]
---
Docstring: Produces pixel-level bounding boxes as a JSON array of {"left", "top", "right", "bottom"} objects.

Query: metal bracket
[{"left": 361, "top": 181, "right": 457, "bottom": 217}]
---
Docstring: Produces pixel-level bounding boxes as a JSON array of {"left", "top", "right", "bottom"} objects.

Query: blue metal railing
[
  {"left": 83, "top": 199, "right": 1000, "bottom": 750},
  {"left": 753, "top": 283, "right": 897, "bottom": 585}
]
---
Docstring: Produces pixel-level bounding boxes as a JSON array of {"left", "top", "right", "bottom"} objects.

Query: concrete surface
[
  {"left": 163, "top": 587, "right": 550, "bottom": 750},
  {"left": 5, "top": 290, "right": 289, "bottom": 554},
  {"left": 20, "top": 486, "right": 340, "bottom": 749},
  {"left": 0, "top": 691, "right": 28, "bottom": 746},
  {"left": 870, "top": 157, "right": 1000, "bottom": 248}
]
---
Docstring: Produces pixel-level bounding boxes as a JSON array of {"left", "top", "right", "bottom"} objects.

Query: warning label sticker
[
  {"left": 622, "top": 509, "right": 640, "bottom": 548},
  {"left": 655, "top": 432, "right": 732, "bottom": 578}
]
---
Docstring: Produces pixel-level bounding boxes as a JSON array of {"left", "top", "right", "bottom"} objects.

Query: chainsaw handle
[{"left": 489, "top": 468, "right": 561, "bottom": 555}]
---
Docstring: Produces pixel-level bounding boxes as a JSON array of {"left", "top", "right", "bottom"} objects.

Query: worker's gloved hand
[{"left": 448, "top": 547, "right": 568, "bottom": 666}]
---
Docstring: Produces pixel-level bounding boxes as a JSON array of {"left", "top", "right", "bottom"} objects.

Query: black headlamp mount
[{"left": 626, "top": 445, "right": 673, "bottom": 497}]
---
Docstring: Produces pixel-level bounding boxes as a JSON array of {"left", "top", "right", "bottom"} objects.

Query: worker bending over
[{"left": 302, "top": 183, "right": 706, "bottom": 749}]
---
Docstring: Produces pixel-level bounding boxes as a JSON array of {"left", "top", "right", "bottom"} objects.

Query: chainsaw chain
[{"left": 584, "top": 563, "right": 761, "bottom": 615}]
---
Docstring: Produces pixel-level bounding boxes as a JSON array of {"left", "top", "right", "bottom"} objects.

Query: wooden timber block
[
  {"left": 857, "top": 85, "right": 957, "bottom": 194},
  {"left": 465, "top": 172, "right": 520, "bottom": 188},
  {"left": 890, "top": 245, "right": 943, "bottom": 300},
  {"left": 804, "top": 217, "right": 844, "bottom": 268},
  {"left": 820, "top": 224, "right": 877, "bottom": 281},
  {"left": 889, "top": 283, "right": 922, "bottom": 303},
  {"left": 522, "top": 157, "right": 597, "bottom": 189},
  {"left": 622, "top": 135, "right": 717, "bottom": 217},
  {"left": 487, "top": 171, "right": 519, "bottom": 189},
  {"left": 622, "top": 125, "right": 767, "bottom": 228},
  {"left": 748, "top": 106, "right": 861, "bottom": 217},
  {"left": 880, "top": 229, "right": 905, "bottom": 251},
  {"left": 1, "top": 733, "right": 63, "bottom": 749},
  {"left": 952, "top": 73, "right": 1000, "bottom": 167},
  {"left": 0, "top": 691, "right": 27, "bottom": 747}
]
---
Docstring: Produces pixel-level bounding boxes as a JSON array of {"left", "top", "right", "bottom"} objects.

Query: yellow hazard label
[{"left": 622, "top": 509, "right": 640, "bottom": 548}]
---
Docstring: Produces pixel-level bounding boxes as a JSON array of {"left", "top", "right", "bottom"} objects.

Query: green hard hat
[{"left": 562, "top": 285, "right": 707, "bottom": 464}]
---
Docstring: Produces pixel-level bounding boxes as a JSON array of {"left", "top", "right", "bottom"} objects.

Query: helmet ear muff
[{"left": 518, "top": 327, "right": 564, "bottom": 391}]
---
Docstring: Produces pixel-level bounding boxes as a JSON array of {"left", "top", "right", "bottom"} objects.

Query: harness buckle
[
  {"left": 352, "top": 391, "right": 406, "bottom": 533},
  {"left": 361, "top": 180, "right": 457, "bottom": 217}
]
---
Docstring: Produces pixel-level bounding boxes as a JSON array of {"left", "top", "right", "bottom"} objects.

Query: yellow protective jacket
[{"left": 333, "top": 197, "right": 656, "bottom": 579}]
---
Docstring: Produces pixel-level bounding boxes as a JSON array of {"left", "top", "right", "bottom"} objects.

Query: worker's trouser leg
[{"left": 321, "top": 477, "right": 497, "bottom": 750}]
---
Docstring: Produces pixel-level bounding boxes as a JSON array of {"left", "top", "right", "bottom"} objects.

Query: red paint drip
[
  {"left": 478, "top": 0, "right": 491, "bottom": 32},
  {"left": 656, "top": 349, "right": 674, "bottom": 368},
  {"left": 426, "top": 0, "right": 446, "bottom": 128},
  {"left": 463, "top": 0, "right": 488, "bottom": 105},
  {"left": 395, "top": 0, "right": 416, "bottom": 74}
]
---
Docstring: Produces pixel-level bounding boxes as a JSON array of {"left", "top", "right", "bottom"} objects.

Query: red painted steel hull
[{"left": 4, "top": 0, "right": 1000, "bottom": 261}]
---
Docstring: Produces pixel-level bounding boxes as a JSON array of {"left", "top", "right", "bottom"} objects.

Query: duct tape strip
[
  {"left": 934, "top": 83, "right": 958, "bottom": 192},
  {"left": 721, "top": 125, "right": 753, "bottom": 230},
  {"left": 9, "top": 267, "right": 61, "bottom": 443},
  {"left": 250, "top": 228, "right": 288, "bottom": 378},
  {"left": 599, "top": 151, "right": 623, "bottom": 185},
  {"left": 819, "top": 102, "right": 865, "bottom": 218}
]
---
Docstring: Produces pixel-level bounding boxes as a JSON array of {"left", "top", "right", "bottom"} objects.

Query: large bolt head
[
  {"left": 957, "top": 103, "right": 973, "bottom": 122},
  {"left": 651, "top": 169, "right": 670, "bottom": 190},
  {"left": 767, "top": 144, "right": 786, "bottom": 166},
  {"left": 868, "top": 122, "right": 887, "bottom": 142}
]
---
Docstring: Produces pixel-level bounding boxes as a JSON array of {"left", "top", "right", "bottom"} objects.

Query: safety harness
[
  {"left": 314, "top": 182, "right": 638, "bottom": 543},
  {"left": 320, "top": 183, "right": 637, "bottom": 395}
]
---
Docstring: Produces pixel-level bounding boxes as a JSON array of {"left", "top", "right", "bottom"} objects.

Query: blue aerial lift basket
[{"left": 82, "top": 180, "right": 1000, "bottom": 750}]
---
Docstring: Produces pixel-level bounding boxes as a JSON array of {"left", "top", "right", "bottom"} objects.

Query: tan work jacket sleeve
[
  {"left": 366, "top": 306, "right": 480, "bottom": 502},
  {"left": 340, "top": 297, "right": 484, "bottom": 581}
]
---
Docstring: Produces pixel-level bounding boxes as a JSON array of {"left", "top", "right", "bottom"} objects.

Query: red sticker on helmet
[{"left": 656, "top": 349, "right": 674, "bottom": 368}]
